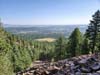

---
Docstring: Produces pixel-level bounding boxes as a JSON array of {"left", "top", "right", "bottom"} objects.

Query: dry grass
[{"left": 35, "top": 38, "right": 56, "bottom": 42}]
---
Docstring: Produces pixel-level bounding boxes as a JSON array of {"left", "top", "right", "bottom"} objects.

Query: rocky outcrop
[{"left": 17, "top": 53, "right": 100, "bottom": 75}]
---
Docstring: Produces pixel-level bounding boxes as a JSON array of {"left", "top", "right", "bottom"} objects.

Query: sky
[{"left": 0, "top": 0, "right": 100, "bottom": 25}]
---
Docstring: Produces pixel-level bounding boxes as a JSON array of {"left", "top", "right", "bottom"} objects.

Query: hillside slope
[{"left": 0, "top": 26, "right": 35, "bottom": 75}]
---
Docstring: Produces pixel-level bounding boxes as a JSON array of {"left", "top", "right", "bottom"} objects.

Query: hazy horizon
[{"left": 4, "top": 24, "right": 88, "bottom": 27}]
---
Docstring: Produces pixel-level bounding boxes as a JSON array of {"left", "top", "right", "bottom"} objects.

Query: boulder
[
  {"left": 90, "top": 63, "right": 100, "bottom": 71},
  {"left": 80, "top": 66, "right": 92, "bottom": 73}
]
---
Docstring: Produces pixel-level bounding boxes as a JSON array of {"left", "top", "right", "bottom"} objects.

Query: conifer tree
[
  {"left": 55, "top": 36, "right": 67, "bottom": 60},
  {"left": 0, "top": 19, "right": 14, "bottom": 75},
  {"left": 86, "top": 10, "right": 100, "bottom": 53},
  {"left": 68, "top": 28, "right": 83, "bottom": 57},
  {"left": 81, "top": 37, "right": 90, "bottom": 54}
]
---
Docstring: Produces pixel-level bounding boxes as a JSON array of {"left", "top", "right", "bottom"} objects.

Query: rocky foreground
[{"left": 17, "top": 53, "right": 100, "bottom": 75}]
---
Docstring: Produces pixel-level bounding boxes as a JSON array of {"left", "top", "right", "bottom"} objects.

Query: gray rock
[
  {"left": 81, "top": 67, "right": 91, "bottom": 73},
  {"left": 90, "top": 63, "right": 100, "bottom": 71}
]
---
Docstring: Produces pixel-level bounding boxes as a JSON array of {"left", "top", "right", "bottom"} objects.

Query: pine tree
[
  {"left": 81, "top": 37, "right": 90, "bottom": 54},
  {"left": 0, "top": 20, "right": 14, "bottom": 75},
  {"left": 0, "top": 18, "right": 3, "bottom": 27},
  {"left": 68, "top": 28, "right": 83, "bottom": 57},
  {"left": 86, "top": 10, "right": 100, "bottom": 53},
  {"left": 55, "top": 36, "right": 67, "bottom": 60}
]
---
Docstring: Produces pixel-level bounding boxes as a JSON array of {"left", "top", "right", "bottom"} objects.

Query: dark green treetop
[{"left": 86, "top": 10, "right": 100, "bottom": 53}]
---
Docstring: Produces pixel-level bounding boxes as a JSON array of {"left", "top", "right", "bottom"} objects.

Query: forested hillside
[
  {"left": 0, "top": 21, "right": 55, "bottom": 75},
  {"left": 0, "top": 10, "right": 100, "bottom": 75}
]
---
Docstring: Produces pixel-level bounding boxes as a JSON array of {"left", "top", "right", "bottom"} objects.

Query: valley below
[{"left": 4, "top": 25, "right": 87, "bottom": 40}]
